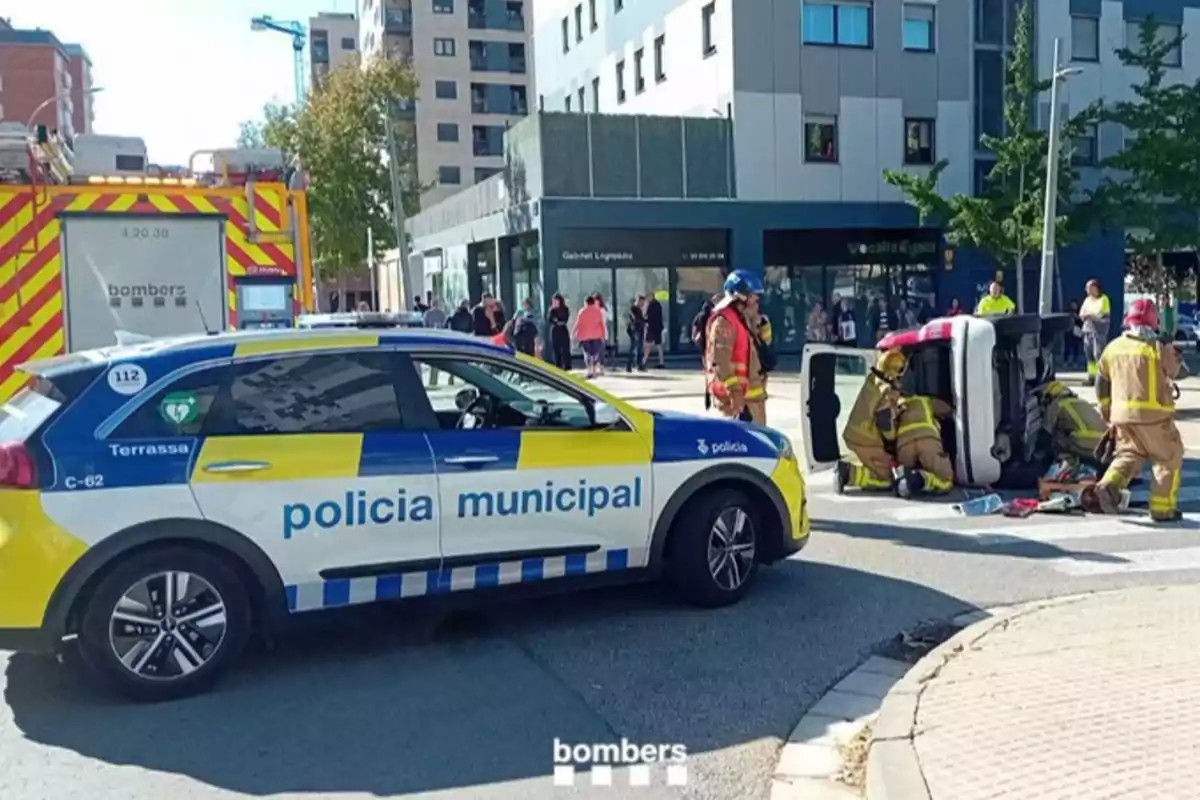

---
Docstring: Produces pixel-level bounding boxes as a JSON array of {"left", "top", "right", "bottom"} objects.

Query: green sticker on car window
[{"left": 160, "top": 392, "right": 199, "bottom": 425}]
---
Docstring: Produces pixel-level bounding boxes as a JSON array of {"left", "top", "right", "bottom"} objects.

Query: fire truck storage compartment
[{"left": 61, "top": 215, "right": 228, "bottom": 350}]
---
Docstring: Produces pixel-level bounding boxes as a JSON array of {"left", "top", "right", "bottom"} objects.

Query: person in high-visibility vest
[
  {"left": 1079, "top": 279, "right": 1111, "bottom": 386},
  {"left": 892, "top": 395, "right": 956, "bottom": 497},
  {"left": 1090, "top": 299, "right": 1187, "bottom": 522},
  {"left": 975, "top": 281, "right": 1016, "bottom": 315}
]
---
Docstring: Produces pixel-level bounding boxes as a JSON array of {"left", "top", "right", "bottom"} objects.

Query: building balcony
[{"left": 385, "top": 8, "right": 412, "bottom": 34}]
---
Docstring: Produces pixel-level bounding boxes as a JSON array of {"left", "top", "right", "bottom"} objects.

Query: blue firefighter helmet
[{"left": 723, "top": 269, "right": 765, "bottom": 298}]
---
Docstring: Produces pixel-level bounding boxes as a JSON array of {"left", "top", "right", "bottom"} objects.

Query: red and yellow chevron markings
[
  {"left": 0, "top": 184, "right": 311, "bottom": 403},
  {"left": 0, "top": 191, "right": 68, "bottom": 401}
]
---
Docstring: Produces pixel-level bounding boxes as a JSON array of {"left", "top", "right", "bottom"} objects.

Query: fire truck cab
[
  {"left": 0, "top": 128, "right": 315, "bottom": 402},
  {"left": 800, "top": 313, "right": 1074, "bottom": 489}
]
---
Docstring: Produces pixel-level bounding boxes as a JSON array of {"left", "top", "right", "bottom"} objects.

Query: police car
[
  {"left": 296, "top": 311, "right": 426, "bottom": 329},
  {"left": 0, "top": 328, "right": 809, "bottom": 701}
]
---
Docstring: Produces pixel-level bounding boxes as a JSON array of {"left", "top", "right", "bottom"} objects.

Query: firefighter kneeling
[
  {"left": 893, "top": 395, "right": 956, "bottom": 498},
  {"left": 1088, "top": 299, "right": 1186, "bottom": 522},
  {"left": 1037, "top": 380, "right": 1108, "bottom": 464},
  {"left": 834, "top": 349, "right": 906, "bottom": 493}
]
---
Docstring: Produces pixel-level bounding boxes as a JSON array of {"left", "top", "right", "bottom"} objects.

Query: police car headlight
[{"left": 752, "top": 427, "right": 794, "bottom": 461}]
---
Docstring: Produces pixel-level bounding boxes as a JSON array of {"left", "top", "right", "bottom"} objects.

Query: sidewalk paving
[{"left": 867, "top": 585, "right": 1200, "bottom": 800}]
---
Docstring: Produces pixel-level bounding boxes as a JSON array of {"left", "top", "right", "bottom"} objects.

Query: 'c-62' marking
[{"left": 64, "top": 474, "right": 105, "bottom": 490}]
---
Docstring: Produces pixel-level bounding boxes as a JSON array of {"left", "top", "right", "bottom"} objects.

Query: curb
[
  {"left": 768, "top": 607, "right": 987, "bottom": 800},
  {"left": 863, "top": 593, "right": 1094, "bottom": 800}
]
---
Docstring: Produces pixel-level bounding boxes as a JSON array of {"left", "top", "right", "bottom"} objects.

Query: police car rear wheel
[
  {"left": 77, "top": 547, "right": 251, "bottom": 702},
  {"left": 666, "top": 488, "right": 759, "bottom": 608}
]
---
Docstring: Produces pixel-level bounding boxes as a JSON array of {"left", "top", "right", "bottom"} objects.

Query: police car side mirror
[{"left": 591, "top": 401, "right": 620, "bottom": 428}]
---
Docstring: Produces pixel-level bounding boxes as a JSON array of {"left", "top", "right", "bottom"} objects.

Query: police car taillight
[{"left": 0, "top": 442, "right": 35, "bottom": 489}]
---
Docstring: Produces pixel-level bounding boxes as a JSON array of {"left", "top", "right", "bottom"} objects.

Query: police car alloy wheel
[
  {"left": 666, "top": 488, "right": 760, "bottom": 608},
  {"left": 77, "top": 547, "right": 252, "bottom": 702}
]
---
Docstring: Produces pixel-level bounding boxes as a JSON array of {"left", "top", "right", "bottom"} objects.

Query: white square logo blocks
[{"left": 551, "top": 738, "right": 689, "bottom": 789}]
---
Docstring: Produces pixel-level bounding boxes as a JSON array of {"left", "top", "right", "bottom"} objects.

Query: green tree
[
  {"left": 884, "top": 0, "right": 1084, "bottom": 311},
  {"left": 236, "top": 103, "right": 297, "bottom": 157},
  {"left": 1082, "top": 18, "right": 1200, "bottom": 292},
  {"left": 237, "top": 58, "right": 423, "bottom": 281}
]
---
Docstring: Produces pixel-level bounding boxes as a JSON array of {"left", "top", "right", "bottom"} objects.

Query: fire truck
[{"left": 0, "top": 126, "right": 316, "bottom": 403}]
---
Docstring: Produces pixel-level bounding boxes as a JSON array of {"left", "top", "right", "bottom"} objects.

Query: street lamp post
[
  {"left": 25, "top": 86, "right": 104, "bottom": 134},
  {"left": 1038, "top": 38, "right": 1082, "bottom": 316}
]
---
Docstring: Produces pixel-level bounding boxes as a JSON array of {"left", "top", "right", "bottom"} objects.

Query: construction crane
[{"left": 250, "top": 15, "right": 308, "bottom": 105}]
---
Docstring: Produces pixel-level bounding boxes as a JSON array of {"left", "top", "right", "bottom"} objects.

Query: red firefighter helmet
[{"left": 1124, "top": 298, "right": 1159, "bottom": 330}]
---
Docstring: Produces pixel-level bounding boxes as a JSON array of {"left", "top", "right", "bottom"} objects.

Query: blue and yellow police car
[{"left": 0, "top": 327, "right": 809, "bottom": 701}]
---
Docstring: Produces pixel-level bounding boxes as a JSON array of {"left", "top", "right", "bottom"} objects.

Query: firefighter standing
[
  {"left": 706, "top": 270, "right": 768, "bottom": 424},
  {"left": 893, "top": 395, "right": 956, "bottom": 497},
  {"left": 1092, "top": 299, "right": 1186, "bottom": 522},
  {"left": 834, "top": 349, "right": 906, "bottom": 493},
  {"left": 1036, "top": 380, "right": 1107, "bottom": 463}
]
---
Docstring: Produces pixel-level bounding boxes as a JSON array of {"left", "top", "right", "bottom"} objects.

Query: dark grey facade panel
[
  {"left": 683, "top": 118, "right": 732, "bottom": 199},
  {"left": 1069, "top": 0, "right": 1103, "bottom": 16},
  {"left": 637, "top": 116, "right": 685, "bottom": 198},
  {"left": 589, "top": 115, "right": 640, "bottom": 197},
  {"left": 540, "top": 114, "right": 592, "bottom": 197}
]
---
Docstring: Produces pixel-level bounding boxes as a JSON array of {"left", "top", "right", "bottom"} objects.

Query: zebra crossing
[{"left": 805, "top": 462, "right": 1200, "bottom": 579}]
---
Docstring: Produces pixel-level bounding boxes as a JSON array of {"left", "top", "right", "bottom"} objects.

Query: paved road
[{"left": 3, "top": 372, "right": 1199, "bottom": 800}]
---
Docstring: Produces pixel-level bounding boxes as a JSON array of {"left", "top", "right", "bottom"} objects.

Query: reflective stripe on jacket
[
  {"left": 707, "top": 306, "right": 751, "bottom": 399},
  {"left": 1096, "top": 333, "right": 1181, "bottom": 424},
  {"left": 895, "top": 395, "right": 951, "bottom": 449},
  {"left": 843, "top": 373, "right": 900, "bottom": 449}
]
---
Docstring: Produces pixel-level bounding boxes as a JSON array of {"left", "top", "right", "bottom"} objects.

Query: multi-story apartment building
[
  {"left": 359, "top": 0, "right": 535, "bottom": 208},
  {"left": 309, "top": 11, "right": 361, "bottom": 90},
  {"left": 0, "top": 27, "right": 78, "bottom": 139},
  {"left": 404, "top": 1, "right": 1200, "bottom": 345},
  {"left": 62, "top": 43, "right": 95, "bottom": 136},
  {"left": 535, "top": 0, "right": 973, "bottom": 202}
]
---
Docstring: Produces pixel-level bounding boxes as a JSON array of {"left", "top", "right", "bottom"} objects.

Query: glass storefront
[
  {"left": 555, "top": 227, "right": 730, "bottom": 355},
  {"left": 674, "top": 267, "right": 726, "bottom": 351},
  {"left": 763, "top": 228, "right": 943, "bottom": 351}
]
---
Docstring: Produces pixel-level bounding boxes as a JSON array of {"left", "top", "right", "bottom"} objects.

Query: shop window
[
  {"left": 675, "top": 266, "right": 727, "bottom": 351},
  {"left": 904, "top": 118, "right": 935, "bottom": 165},
  {"left": 1071, "top": 16, "right": 1099, "bottom": 62},
  {"left": 804, "top": 115, "right": 838, "bottom": 163}
]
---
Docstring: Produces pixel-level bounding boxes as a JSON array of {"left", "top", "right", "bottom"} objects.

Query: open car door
[{"left": 799, "top": 344, "right": 879, "bottom": 473}]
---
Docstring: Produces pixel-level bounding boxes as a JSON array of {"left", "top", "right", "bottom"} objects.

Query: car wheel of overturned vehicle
[
  {"left": 77, "top": 545, "right": 252, "bottom": 702},
  {"left": 666, "top": 488, "right": 759, "bottom": 608}
]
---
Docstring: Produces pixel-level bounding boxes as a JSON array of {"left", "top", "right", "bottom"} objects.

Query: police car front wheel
[
  {"left": 77, "top": 546, "right": 252, "bottom": 702},
  {"left": 666, "top": 488, "right": 760, "bottom": 608}
]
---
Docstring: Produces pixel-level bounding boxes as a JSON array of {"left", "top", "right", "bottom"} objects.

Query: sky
[{"left": 11, "top": 0, "right": 356, "bottom": 165}]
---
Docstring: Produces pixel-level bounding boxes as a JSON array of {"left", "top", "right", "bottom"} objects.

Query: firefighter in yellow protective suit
[
  {"left": 833, "top": 349, "right": 906, "bottom": 493},
  {"left": 892, "top": 395, "right": 956, "bottom": 497},
  {"left": 1091, "top": 299, "right": 1187, "bottom": 522},
  {"left": 1036, "top": 380, "right": 1107, "bottom": 463}
]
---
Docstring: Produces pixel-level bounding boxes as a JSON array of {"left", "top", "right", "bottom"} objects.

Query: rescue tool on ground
[
  {"left": 0, "top": 327, "right": 809, "bottom": 701},
  {"left": 0, "top": 130, "right": 317, "bottom": 404}
]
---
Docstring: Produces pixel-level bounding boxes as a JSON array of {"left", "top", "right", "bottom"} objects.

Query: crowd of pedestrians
[{"left": 413, "top": 289, "right": 667, "bottom": 379}]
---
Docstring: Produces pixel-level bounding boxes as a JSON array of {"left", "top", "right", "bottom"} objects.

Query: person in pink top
[{"left": 573, "top": 295, "right": 608, "bottom": 378}]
